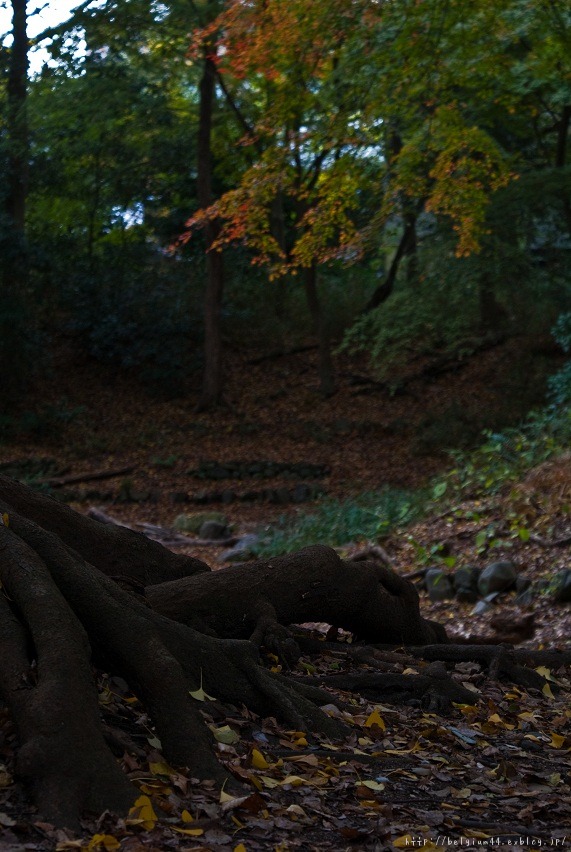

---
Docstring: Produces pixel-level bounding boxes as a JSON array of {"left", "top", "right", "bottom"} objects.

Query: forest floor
[{"left": 0, "top": 335, "right": 570, "bottom": 850}]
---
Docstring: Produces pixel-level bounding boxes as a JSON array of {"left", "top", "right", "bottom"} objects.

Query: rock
[
  {"left": 425, "top": 568, "right": 454, "bottom": 602},
  {"left": 552, "top": 569, "right": 571, "bottom": 603},
  {"left": 471, "top": 599, "right": 492, "bottom": 616},
  {"left": 453, "top": 564, "right": 480, "bottom": 602},
  {"left": 292, "top": 483, "right": 311, "bottom": 503},
  {"left": 515, "top": 587, "right": 534, "bottom": 607},
  {"left": 218, "top": 533, "right": 260, "bottom": 563},
  {"left": 455, "top": 587, "right": 479, "bottom": 603},
  {"left": 515, "top": 575, "right": 532, "bottom": 593},
  {"left": 477, "top": 561, "right": 517, "bottom": 596},
  {"left": 199, "top": 520, "right": 230, "bottom": 540},
  {"left": 173, "top": 511, "right": 229, "bottom": 534}
]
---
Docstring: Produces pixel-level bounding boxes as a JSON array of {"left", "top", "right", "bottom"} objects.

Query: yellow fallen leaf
[
  {"left": 393, "top": 835, "right": 414, "bottom": 848},
  {"left": 550, "top": 733, "right": 566, "bottom": 749},
  {"left": 536, "top": 666, "right": 552, "bottom": 680},
  {"left": 260, "top": 775, "right": 279, "bottom": 789},
  {"left": 364, "top": 710, "right": 386, "bottom": 730},
  {"left": 452, "top": 787, "right": 472, "bottom": 798},
  {"left": 149, "top": 761, "right": 173, "bottom": 776},
  {"left": 234, "top": 845, "right": 247, "bottom": 852},
  {"left": 220, "top": 788, "right": 238, "bottom": 803},
  {"left": 250, "top": 748, "right": 271, "bottom": 770},
  {"left": 87, "top": 834, "right": 120, "bottom": 851},
  {"left": 487, "top": 713, "right": 502, "bottom": 724},
  {"left": 127, "top": 795, "right": 157, "bottom": 830},
  {"left": 189, "top": 669, "right": 216, "bottom": 702},
  {"left": 294, "top": 736, "right": 308, "bottom": 746},
  {"left": 2, "top": 513, "right": 9, "bottom": 527},
  {"left": 542, "top": 683, "right": 555, "bottom": 700},
  {"left": 286, "top": 805, "right": 307, "bottom": 817},
  {"left": 181, "top": 809, "right": 194, "bottom": 822},
  {"left": 280, "top": 775, "right": 305, "bottom": 786},
  {"left": 517, "top": 712, "right": 537, "bottom": 722},
  {"left": 171, "top": 827, "right": 204, "bottom": 836},
  {"left": 212, "top": 724, "right": 240, "bottom": 745},
  {"left": 356, "top": 780, "right": 385, "bottom": 792}
]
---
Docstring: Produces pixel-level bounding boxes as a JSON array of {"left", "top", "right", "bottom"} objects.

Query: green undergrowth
[
  {"left": 437, "top": 404, "right": 571, "bottom": 501},
  {"left": 255, "top": 488, "right": 427, "bottom": 557},
  {"left": 257, "top": 401, "right": 571, "bottom": 556}
]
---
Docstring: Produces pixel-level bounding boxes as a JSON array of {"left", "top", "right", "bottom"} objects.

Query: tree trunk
[
  {"left": 5, "top": 0, "right": 29, "bottom": 238},
  {"left": 304, "top": 262, "right": 335, "bottom": 396},
  {"left": 196, "top": 51, "right": 224, "bottom": 411},
  {"left": 0, "top": 1, "right": 30, "bottom": 406},
  {"left": 364, "top": 212, "right": 418, "bottom": 313},
  {"left": 479, "top": 270, "right": 508, "bottom": 333},
  {"left": 555, "top": 104, "right": 571, "bottom": 236},
  {"left": 270, "top": 191, "right": 288, "bottom": 323}
]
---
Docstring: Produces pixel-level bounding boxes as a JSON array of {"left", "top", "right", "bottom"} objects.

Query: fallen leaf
[
  {"left": 364, "top": 709, "right": 386, "bottom": 730},
  {"left": 171, "top": 827, "right": 204, "bottom": 836},
  {"left": 87, "top": 834, "right": 121, "bottom": 851},
  {"left": 250, "top": 748, "right": 271, "bottom": 769},
  {"left": 127, "top": 795, "right": 157, "bottom": 830}
]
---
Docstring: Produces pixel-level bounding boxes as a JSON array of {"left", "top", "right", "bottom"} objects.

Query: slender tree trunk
[
  {"left": 270, "top": 191, "right": 288, "bottom": 323},
  {"left": 0, "top": 0, "right": 30, "bottom": 405},
  {"left": 479, "top": 269, "right": 508, "bottom": 333},
  {"left": 196, "top": 51, "right": 224, "bottom": 411},
  {"left": 364, "top": 213, "right": 417, "bottom": 313},
  {"left": 5, "top": 0, "right": 28, "bottom": 238},
  {"left": 556, "top": 105, "right": 571, "bottom": 236},
  {"left": 304, "top": 262, "right": 335, "bottom": 397}
]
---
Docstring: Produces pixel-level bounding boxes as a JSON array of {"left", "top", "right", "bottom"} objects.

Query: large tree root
[
  {"left": 0, "top": 524, "right": 135, "bottom": 830},
  {"left": 0, "top": 488, "right": 346, "bottom": 828},
  {"left": 0, "top": 474, "right": 209, "bottom": 583},
  {"left": 305, "top": 667, "right": 476, "bottom": 712},
  {"left": 146, "top": 544, "right": 448, "bottom": 658}
]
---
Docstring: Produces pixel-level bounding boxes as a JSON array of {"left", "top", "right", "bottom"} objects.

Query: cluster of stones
[
  {"left": 173, "top": 512, "right": 259, "bottom": 561},
  {"left": 168, "top": 460, "right": 331, "bottom": 506},
  {"left": 424, "top": 560, "right": 571, "bottom": 610},
  {"left": 170, "top": 482, "right": 324, "bottom": 506}
]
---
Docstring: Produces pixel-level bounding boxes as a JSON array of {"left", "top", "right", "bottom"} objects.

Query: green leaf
[{"left": 433, "top": 481, "right": 447, "bottom": 499}]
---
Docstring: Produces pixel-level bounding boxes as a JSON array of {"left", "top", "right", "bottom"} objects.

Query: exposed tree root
[
  {"left": 146, "top": 544, "right": 448, "bottom": 660},
  {"left": 0, "top": 524, "right": 135, "bottom": 831},
  {"left": 0, "top": 474, "right": 209, "bottom": 583},
  {"left": 2, "top": 472, "right": 559, "bottom": 832},
  {"left": 0, "top": 479, "right": 351, "bottom": 828},
  {"left": 304, "top": 665, "right": 476, "bottom": 712}
]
